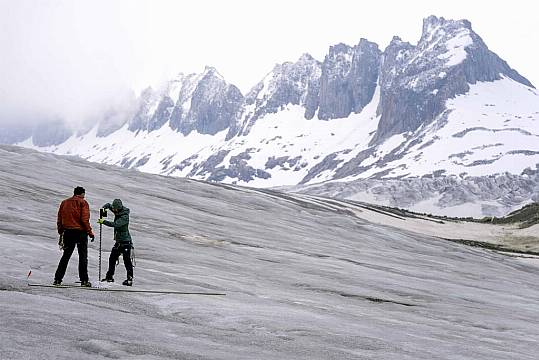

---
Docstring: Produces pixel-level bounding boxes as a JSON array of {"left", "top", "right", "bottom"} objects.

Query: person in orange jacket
[{"left": 54, "top": 186, "right": 95, "bottom": 287}]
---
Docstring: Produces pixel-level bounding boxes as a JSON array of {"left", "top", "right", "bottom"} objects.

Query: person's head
[
  {"left": 74, "top": 186, "right": 85, "bottom": 197},
  {"left": 111, "top": 198, "right": 123, "bottom": 213}
]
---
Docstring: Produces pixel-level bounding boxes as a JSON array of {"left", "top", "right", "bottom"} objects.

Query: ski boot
[
  {"left": 80, "top": 281, "right": 92, "bottom": 287},
  {"left": 53, "top": 279, "right": 62, "bottom": 286},
  {"left": 101, "top": 277, "right": 114, "bottom": 283},
  {"left": 122, "top": 277, "right": 133, "bottom": 286}
]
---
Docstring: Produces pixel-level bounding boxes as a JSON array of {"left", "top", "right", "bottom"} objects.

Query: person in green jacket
[{"left": 98, "top": 199, "right": 134, "bottom": 286}]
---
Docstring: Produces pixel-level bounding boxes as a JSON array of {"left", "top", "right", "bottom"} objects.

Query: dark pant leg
[
  {"left": 76, "top": 234, "right": 89, "bottom": 282},
  {"left": 121, "top": 245, "right": 133, "bottom": 279},
  {"left": 106, "top": 245, "right": 121, "bottom": 278},
  {"left": 54, "top": 233, "right": 76, "bottom": 281}
]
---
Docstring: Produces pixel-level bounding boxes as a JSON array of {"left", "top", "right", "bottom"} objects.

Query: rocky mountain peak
[
  {"left": 298, "top": 53, "right": 316, "bottom": 62},
  {"left": 389, "top": 35, "right": 404, "bottom": 44},
  {"left": 139, "top": 86, "right": 154, "bottom": 98},
  {"left": 421, "top": 15, "right": 471, "bottom": 37},
  {"left": 327, "top": 42, "right": 353, "bottom": 57},
  {"left": 237, "top": 54, "right": 322, "bottom": 135},
  {"left": 317, "top": 38, "right": 381, "bottom": 120},
  {"left": 126, "top": 67, "right": 244, "bottom": 136},
  {"left": 414, "top": 16, "right": 476, "bottom": 69},
  {"left": 372, "top": 15, "right": 533, "bottom": 144},
  {"left": 170, "top": 67, "right": 244, "bottom": 136},
  {"left": 201, "top": 65, "right": 225, "bottom": 81}
]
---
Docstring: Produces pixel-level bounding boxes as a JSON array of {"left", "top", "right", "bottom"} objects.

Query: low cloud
[{"left": 0, "top": 1, "right": 137, "bottom": 129}]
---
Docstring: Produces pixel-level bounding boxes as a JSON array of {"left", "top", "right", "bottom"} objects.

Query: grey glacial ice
[
  {"left": 291, "top": 170, "right": 539, "bottom": 217},
  {"left": 1, "top": 145, "right": 539, "bottom": 359}
]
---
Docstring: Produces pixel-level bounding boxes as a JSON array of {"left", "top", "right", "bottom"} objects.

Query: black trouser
[
  {"left": 54, "top": 229, "right": 89, "bottom": 282},
  {"left": 106, "top": 243, "right": 133, "bottom": 279}
]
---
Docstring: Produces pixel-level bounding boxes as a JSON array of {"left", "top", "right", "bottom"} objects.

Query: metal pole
[{"left": 99, "top": 222, "right": 102, "bottom": 282}]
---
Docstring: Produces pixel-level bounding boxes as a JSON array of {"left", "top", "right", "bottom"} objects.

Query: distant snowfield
[{"left": 1, "top": 145, "right": 539, "bottom": 359}]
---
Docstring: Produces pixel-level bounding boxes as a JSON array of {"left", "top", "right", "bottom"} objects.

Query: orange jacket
[{"left": 57, "top": 195, "right": 94, "bottom": 237}]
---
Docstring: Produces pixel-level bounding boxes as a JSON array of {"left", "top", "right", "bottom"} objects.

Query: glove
[
  {"left": 89, "top": 234, "right": 95, "bottom": 242},
  {"left": 58, "top": 234, "right": 65, "bottom": 251},
  {"left": 97, "top": 218, "right": 105, "bottom": 225}
]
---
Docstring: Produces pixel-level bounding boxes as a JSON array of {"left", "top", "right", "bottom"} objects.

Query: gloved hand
[
  {"left": 58, "top": 234, "right": 64, "bottom": 250},
  {"left": 97, "top": 218, "right": 105, "bottom": 225},
  {"left": 89, "top": 234, "right": 95, "bottom": 242}
]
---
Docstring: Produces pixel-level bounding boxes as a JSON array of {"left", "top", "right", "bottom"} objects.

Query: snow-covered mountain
[{"left": 6, "top": 16, "right": 539, "bottom": 215}]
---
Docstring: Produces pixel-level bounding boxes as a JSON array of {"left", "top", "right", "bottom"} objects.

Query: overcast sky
[{"left": 0, "top": 0, "right": 537, "bottom": 126}]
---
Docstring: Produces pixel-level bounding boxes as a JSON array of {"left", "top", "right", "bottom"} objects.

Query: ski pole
[{"left": 99, "top": 218, "right": 102, "bottom": 282}]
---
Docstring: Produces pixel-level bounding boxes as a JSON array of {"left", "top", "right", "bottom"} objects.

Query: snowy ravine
[{"left": 1, "top": 145, "right": 539, "bottom": 360}]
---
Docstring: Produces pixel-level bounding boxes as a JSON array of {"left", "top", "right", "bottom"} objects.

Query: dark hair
[{"left": 74, "top": 186, "right": 85, "bottom": 195}]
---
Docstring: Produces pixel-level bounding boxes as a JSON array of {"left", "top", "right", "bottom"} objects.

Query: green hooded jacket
[{"left": 102, "top": 199, "right": 132, "bottom": 244}]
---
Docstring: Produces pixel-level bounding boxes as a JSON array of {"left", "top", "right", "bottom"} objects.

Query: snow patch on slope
[
  {"left": 437, "top": 30, "right": 473, "bottom": 67},
  {"left": 216, "top": 85, "right": 381, "bottom": 187},
  {"left": 347, "top": 77, "right": 539, "bottom": 179},
  {"left": 19, "top": 123, "right": 228, "bottom": 175}
]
